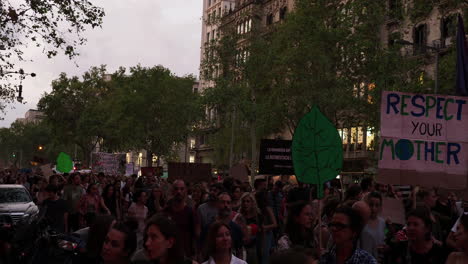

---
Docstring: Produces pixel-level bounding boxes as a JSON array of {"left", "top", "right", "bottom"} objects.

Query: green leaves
[
  {"left": 292, "top": 106, "right": 343, "bottom": 198},
  {"left": 0, "top": 0, "right": 105, "bottom": 104}
]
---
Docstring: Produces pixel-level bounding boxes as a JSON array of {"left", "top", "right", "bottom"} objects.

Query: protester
[
  {"left": 63, "top": 173, "right": 85, "bottom": 231},
  {"left": 360, "top": 178, "right": 375, "bottom": 198},
  {"left": 320, "top": 206, "right": 377, "bottom": 264},
  {"left": 42, "top": 184, "right": 69, "bottom": 233},
  {"left": 136, "top": 214, "right": 197, "bottom": 264},
  {"left": 101, "top": 222, "right": 137, "bottom": 264},
  {"left": 80, "top": 214, "right": 116, "bottom": 263},
  {"left": 164, "top": 180, "right": 198, "bottom": 258},
  {"left": 198, "top": 183, "right": 223, "bottom": 231},
  {"left": 344, "top": 184, "right": 363, "bottom": 202},
  {"left": 362, "top": 192, "right": 387, "bottom": 259},
  {"left": 231, "top": 186, "right": 242, "bottom": 212},
  {"left": 278, "top": 201, "right": 315, "bottom": 250},
  {"left": 79, "top": 183, "right": 111, "bottom": 227},
  {"left": 387, "top": 206, "right": 449, "bottom": 263},
  {"left": 35, "top": 178, "right": 49, "bottom": 205},
  {"left": 446, "top": 214, "right": 468, "bottom": 264},
  {"left": 203, "top": 192, "right": 243, "bottom": 257},
  {"left": 128, "top": 190, "right": 148, "bottom": 248},
  {"left": 416, "top": 188, "right": 446, "bottom": 243},
  {"left": 103, "top": 183, "right": 121, "bottom": 219},
  {"left": 235, "top": 192, "right": 261, "bottom": 264},
  {"left": 202, "top": 222, "right": 247, "bottom": 264},
  {"left": 147, "top": 185, "right": 165, "bottom": 217},
  {"left": 255, "top": 190, "right": 277, "bottom": 264}
]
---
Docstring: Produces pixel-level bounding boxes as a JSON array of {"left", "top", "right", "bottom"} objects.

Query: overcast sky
[{"left": 0, "top": 0, "right": 203, "bottom": 127}]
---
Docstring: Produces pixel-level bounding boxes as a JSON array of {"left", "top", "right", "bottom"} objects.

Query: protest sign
[
  {"left": 40, "top": 164, "right": 54, "bottom": 180},
  {"left": 91, "top": 152, "right": 126, "bottom": 175},
  {"left": 379, "top": 91, "right": 468, "bottom": 189},
  {"left": 381, "top": 197, "right": 406, "bottom": 225},
  {"left": 259, "top": 139, "right": 294, "bottom": 175},
  {"left": 229, "top": 163, "right": 249, "bottom": 182}
]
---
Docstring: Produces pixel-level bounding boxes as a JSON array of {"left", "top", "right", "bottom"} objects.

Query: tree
[
  {"left": 104, "top": 65, "right": 203, "bottom": 166},
  {"left": 0, "top": 121, "right": 77, "bottom": 168},
  {"left": 0, "top": 0, "right": 105, "bottom": 111},
  {"left": 37, "top": 66, "right": 112, "bottom": 167}
]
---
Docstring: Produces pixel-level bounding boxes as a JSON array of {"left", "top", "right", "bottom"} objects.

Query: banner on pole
[
  {"left": 379, "top": 91, "right": 468, "bottom": 189},
  {"left": 91, "top": 152, "right": 126, "bottom": 175}
]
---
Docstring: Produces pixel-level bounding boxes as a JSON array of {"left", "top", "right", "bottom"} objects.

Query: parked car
[{"left": 0, "top": 184, "right": 39, "bottom": 225}]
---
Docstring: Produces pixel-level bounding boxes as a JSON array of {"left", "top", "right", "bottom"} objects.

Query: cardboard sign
[
  {"left": 229, "top": 164, "right": 249, "bottom": 182},
  {"left": 379, "top": 91, "right": 468, "bottom": 189},
  {"left": 168, "top": 162, "right": 211, "bottom": 183},
  {"left": 40, "top": 164, "right": 54, "bottom": 180},
  {"left": 381, "top": 197, "right": 406, "bottom": 225},
  {"left": 259, "top": 139, "right": 294, "bottom": 175}
]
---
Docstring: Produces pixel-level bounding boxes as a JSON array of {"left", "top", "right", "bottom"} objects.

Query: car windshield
[{"left": 0, "top": 188, "right": 31, "bottom": 203}]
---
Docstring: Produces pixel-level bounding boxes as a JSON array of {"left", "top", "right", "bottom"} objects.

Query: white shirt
[{"left": 202, "top": 255, "right": 247, "bottom": 264}]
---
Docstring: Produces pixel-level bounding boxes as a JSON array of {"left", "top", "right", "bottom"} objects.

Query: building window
[
  {"left": 413, "top": 24, "right": 427, "bottom": 55},
  {"left": 279, "top": 7, "right": 287, "bottom": 20},
  {"left": 442, "top": 14, "right": 457, "bottom": 39},
  {"left": 206, "top": 32, "right": 210, "bottom": 43},
  {"left": 208, "top": 0, "right": 211, "bottom": 7},
  {"left": 266, "top": 13, "right": 273, "bottom": 25},
  {"left": 189, "top": 155, "right": 195, "bottom": 163}
]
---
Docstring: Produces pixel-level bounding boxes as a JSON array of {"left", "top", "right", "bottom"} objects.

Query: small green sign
[
  {"left": 56, "top": 152, "right": 73, "bottom": 173},
  {"left": 292, "top": 106, "right": 343, "bottom": 198}
]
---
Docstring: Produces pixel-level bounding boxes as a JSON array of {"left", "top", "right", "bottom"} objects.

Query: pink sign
[{"left": 379, "top": 91, "right": 468, "bottom": 189}]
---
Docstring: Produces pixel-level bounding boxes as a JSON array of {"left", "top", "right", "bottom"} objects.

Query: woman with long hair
[
  {"left": 101, "top": 222, "right": 137, "bottom": 264},
  {"left": 203, "top": 221, "right": 246, "bottom": 264},
  {"left": 278, "top": 201, "right": 315, "bottom": 250},
  {"left": 235, "top": 192, "right": 261, "bottom": 264},
  {"left": 78, "top": 183, "right": 111, "bottom": 227},
  {"left": 140, "top": 214, "right": 197, "bottom": 264},
  {"left": 147, "top": 185, "right": 166, "bottom": 217},
  {"left": 103, "top": 184, "right": 120, "bottom": 219},
  {"left": 320, "top": 206, "right": 376, "bottom": 263}
]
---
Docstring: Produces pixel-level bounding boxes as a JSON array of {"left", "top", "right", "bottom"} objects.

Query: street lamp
[
  {"left": 0, "top": 68, "right": 36, "bottom": 102},
  {"left": 395, "top": 39, "right": 441, "bottom": 94}
]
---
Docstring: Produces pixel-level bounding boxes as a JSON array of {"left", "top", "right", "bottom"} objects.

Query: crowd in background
[{"left": 1, "top": 168, "right": 468, "bottom": 264}]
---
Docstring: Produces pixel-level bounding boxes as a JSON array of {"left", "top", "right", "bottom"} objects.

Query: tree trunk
[
  {"left": 250, "top": 119, "right": 257, "bottom": 186},
  {"left": 229, "top": 107, "right": 236, "bottom": 168}
]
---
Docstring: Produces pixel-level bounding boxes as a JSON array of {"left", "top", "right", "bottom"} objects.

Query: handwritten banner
[
  {"left": 379, "top": 91, "right": 468, "bottom": 189},
  {"left": 91, "top": 152, "right": 126, "bottom": 176}
]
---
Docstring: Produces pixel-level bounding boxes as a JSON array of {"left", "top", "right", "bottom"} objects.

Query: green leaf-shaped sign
[
  {"left": 292, "top": 106, "right": 343, "bottom": 198},
  {"left": 56, "top": 152, "right": 73, "bottom": 173}
]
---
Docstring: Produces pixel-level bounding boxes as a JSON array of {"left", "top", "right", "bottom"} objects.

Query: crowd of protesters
[{"left": 2, "top": 168, "right": 468, "bottom": 264}]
